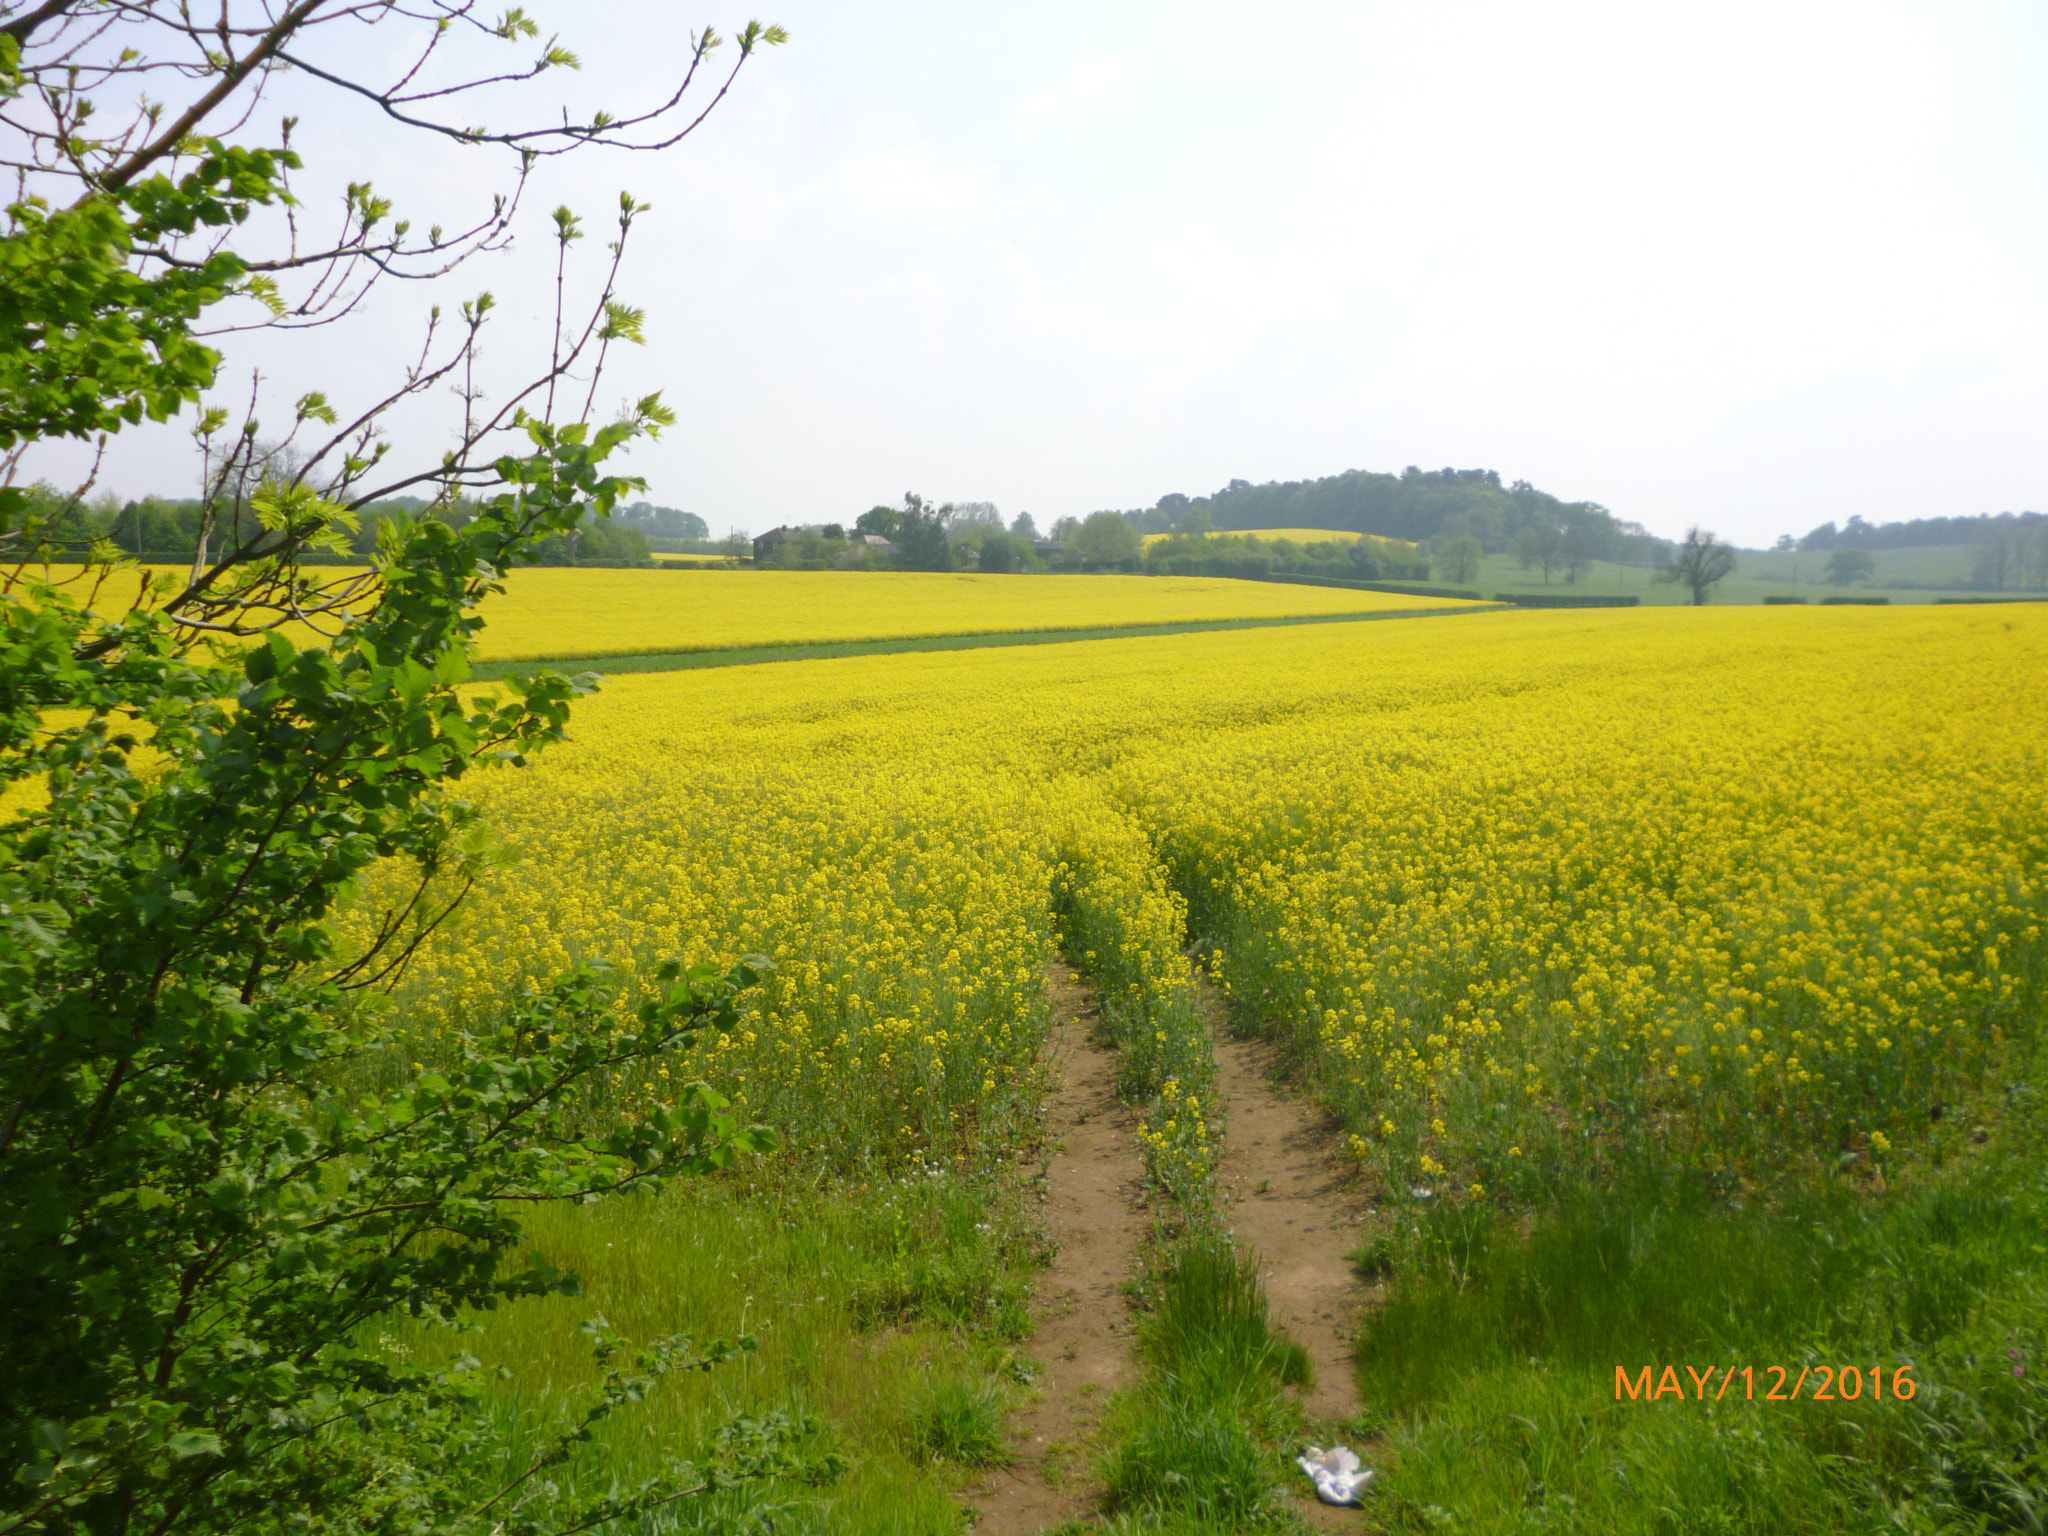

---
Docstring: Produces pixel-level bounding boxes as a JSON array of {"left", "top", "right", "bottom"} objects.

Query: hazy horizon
[{"left": 22, "top": 1, "right": 2048, "bottom": 546}]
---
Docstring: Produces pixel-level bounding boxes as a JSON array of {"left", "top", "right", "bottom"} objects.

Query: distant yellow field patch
[
  {"left": 1141, "top": 528, "right": 1417, "bottom": 551},
  {"left": 16, "top": 560, "right": 1463, "bottom": 665},
  {"left": 471, "top": 569, "right": 1463, "bottom": 662}
]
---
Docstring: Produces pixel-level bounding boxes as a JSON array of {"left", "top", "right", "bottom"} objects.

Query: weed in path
[{"left": 905, "top": 1372, "right": 1009, "bottom": 1466}]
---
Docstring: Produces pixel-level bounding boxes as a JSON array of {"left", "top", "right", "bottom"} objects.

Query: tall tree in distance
[
  {"left": 1659, "top": 526, "right": 1739, "bottom": 605},
  {"left": 892, "top": 491, "right": 954, "bottom": 570},
  {"left": 1434, "top": 534, "right": 1482, "bottom": 585},
  {"left": 1825, "top": 548, "right": 1876, "bottom": 588},
  {"left": 1072, "top": 509, "right": 1142, "bottom": 566},
  {"left": 856, "top": 504, "right": 902, "bottom": 539},
  {"left": 1517, "top": 519, "right": 1563, "bottom": 582},
  {"left": 1559, "top": 506, "right": 1612, "bottom": 583}
]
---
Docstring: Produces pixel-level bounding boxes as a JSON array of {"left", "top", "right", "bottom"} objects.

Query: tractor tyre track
[{"left": 964, "top": 964, "right": 1148, "bottom": 1535}]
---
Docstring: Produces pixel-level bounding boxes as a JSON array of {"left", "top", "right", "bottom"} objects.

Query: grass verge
[
  {"left": 390, "top": 1162, "right": 1042, "bottom": 1533},
  {"left": 1348, "top": 1077, "right": 2048, "bottom": 1533},
  {"left": 1098, "top": 1242, "right": 1317, "bottom": 1532}
]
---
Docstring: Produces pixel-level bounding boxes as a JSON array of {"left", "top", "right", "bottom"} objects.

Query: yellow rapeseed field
[
  {"left": 352, "top": 605, "right": 2048, "bottom": 1197},
  {"left": 23, "top": 563, "right": 1452, "bottom": 664},
  {"left": 466, "top": 568, "right": 1450, "bottom": 661}
]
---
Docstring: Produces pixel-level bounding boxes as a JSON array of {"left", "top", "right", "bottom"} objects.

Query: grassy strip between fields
[{"left": 469, "top": 604, "right": 1501, "bottom": 680}]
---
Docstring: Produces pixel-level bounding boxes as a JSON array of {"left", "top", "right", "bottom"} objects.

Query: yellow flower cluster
[
  {"left": 1118, "top": 607, "right": 2048, "bottom": 1195},
  {"left": 24, "top": 563, "right": 1459, "bottom": 667},
  {"left": 338, "top": 603, "right": 2045, "bottom": 1194},
  {"left": 1136, "top": 1076, "right": 1215, "bottom": 1210},
  {"left": 344, "top": 645, "right": 1210, "bottom": 1168}
]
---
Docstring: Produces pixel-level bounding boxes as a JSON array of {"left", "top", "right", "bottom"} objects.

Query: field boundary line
[{"left": 471, "top": 603, "right": 1509, "bottom": 678}]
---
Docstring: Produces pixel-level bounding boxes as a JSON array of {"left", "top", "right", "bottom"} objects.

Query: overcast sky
[{"left": 38, "top": 0, "right": 2048, "bottom": 545}]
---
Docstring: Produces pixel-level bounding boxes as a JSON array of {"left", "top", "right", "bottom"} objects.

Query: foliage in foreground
[{"left": 0, "top": 423, "right": 812, "bottom": 1535}]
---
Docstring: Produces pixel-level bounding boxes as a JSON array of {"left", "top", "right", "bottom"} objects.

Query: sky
[{"left": 32, "top": 0, "right": 2048, "bottom": 545}]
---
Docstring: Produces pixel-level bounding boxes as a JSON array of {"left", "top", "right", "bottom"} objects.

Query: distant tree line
[
  {"left": 823, "top": 495, "right": 1048, "bottom": 572},
  {"left": 1967, "top": 523, "right": 2048, "bottom": 591},
  {"left": 1147, "top": 529, "right": 1430, "bottom": 583},
  {"left": 16, "top": 483, "right": 687, "bottom": 566},
  {"left": 616, "top": 501, "right": 710, "bottom": 542},
  {"left": 1796, "top": 510, "right": 2045, "bottom": 552},
  {"left": 1791, "top": 511, "right": 2048, "bottom": 593}
]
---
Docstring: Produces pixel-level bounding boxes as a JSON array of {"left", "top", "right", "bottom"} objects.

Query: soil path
[
  {"left": 1211, "top": 1024, "right": 1369, "bottom": 1426},
  {"left": 1203, "top": 983, "right": 1370, "bottom": 1421},
  {"left": 1208, "top": 1006, "right": 1373, "bottom": 1531},
  {"left": 964, "top": 964, "right": 1149, "bottom": 1535}
]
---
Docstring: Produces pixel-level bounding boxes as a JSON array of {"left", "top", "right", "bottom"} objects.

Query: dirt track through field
[
  {"left": 966, "top": 969, "right": 1372, "bottom": 1533},
  {"left": 1207, "top": 990, "right": 1372, "bottom": 1531},
  {"left": 965, "top": 964, "right": 1148, "bottom": 1535},
  {"left": 1211, "top": 1018, "right": 1369, "bottom": 1425}
]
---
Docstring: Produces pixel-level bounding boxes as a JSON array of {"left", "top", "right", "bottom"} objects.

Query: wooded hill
[{"left": 1145, "top": 466, "right": 1672, "bottom": 563}]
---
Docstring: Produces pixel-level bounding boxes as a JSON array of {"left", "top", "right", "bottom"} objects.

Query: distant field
[
  {"left": 468, "top": 569, "right": 1463, "bottom": 661},
  {"left": 1474, "top": 549, "right": 2024, "bottom": 604},
  {"left": 649, "top": 551, "right": 742, "bottom": 565},
  {"left": 1732, "top": 542, "right": 2020, "bottom": 593},
  {"left": 1142, "top": 527, "right": 1421, "bottom": 551}
]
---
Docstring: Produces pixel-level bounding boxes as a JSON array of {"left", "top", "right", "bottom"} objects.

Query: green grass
[
  {"left": 467, "top": 604, "right": 1498, "bottom": 680},
  {"left": 1351, "top": 1064, "right": 2048, "bottom": 1534},
  {"left": 902, "top": 1372, "right": 1010, "bottom": 1466},
  {"left": 1139, "top": 1241, "right": 1314, "bottom": 1403},
  {"left": 1470, "top": 548, "right": 2028, "bottom": 605},
  {"left": 1735, "top": 542, "right": 2023, "bottom": 595},
  {"left": 1097, "top": 1240, "right": 1319, "bottom": 1531},
  {"left": 387, "top": 1166, "right": 1040, "bottom": 1534}
]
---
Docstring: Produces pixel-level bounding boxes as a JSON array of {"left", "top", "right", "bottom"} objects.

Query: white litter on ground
[{"left": 1296, "top": 1444, "right": 1373, "bottom": 1506}]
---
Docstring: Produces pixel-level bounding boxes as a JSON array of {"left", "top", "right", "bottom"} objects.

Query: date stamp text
[{"left": 1617, "top": 1365, "right": 1916, "bottom": 1402}]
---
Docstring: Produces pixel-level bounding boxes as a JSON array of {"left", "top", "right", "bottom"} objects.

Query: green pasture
[{"left": 1473, "top": 547, "right": 2026, "bottom": 605}]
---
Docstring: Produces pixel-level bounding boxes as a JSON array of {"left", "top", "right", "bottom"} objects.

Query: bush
[
  {"left": 1259, "top": 572, "right": 1483, "bottom": 601},
  {"left": 0, "top": 424, "right": 800, "bottom": 1536}
]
